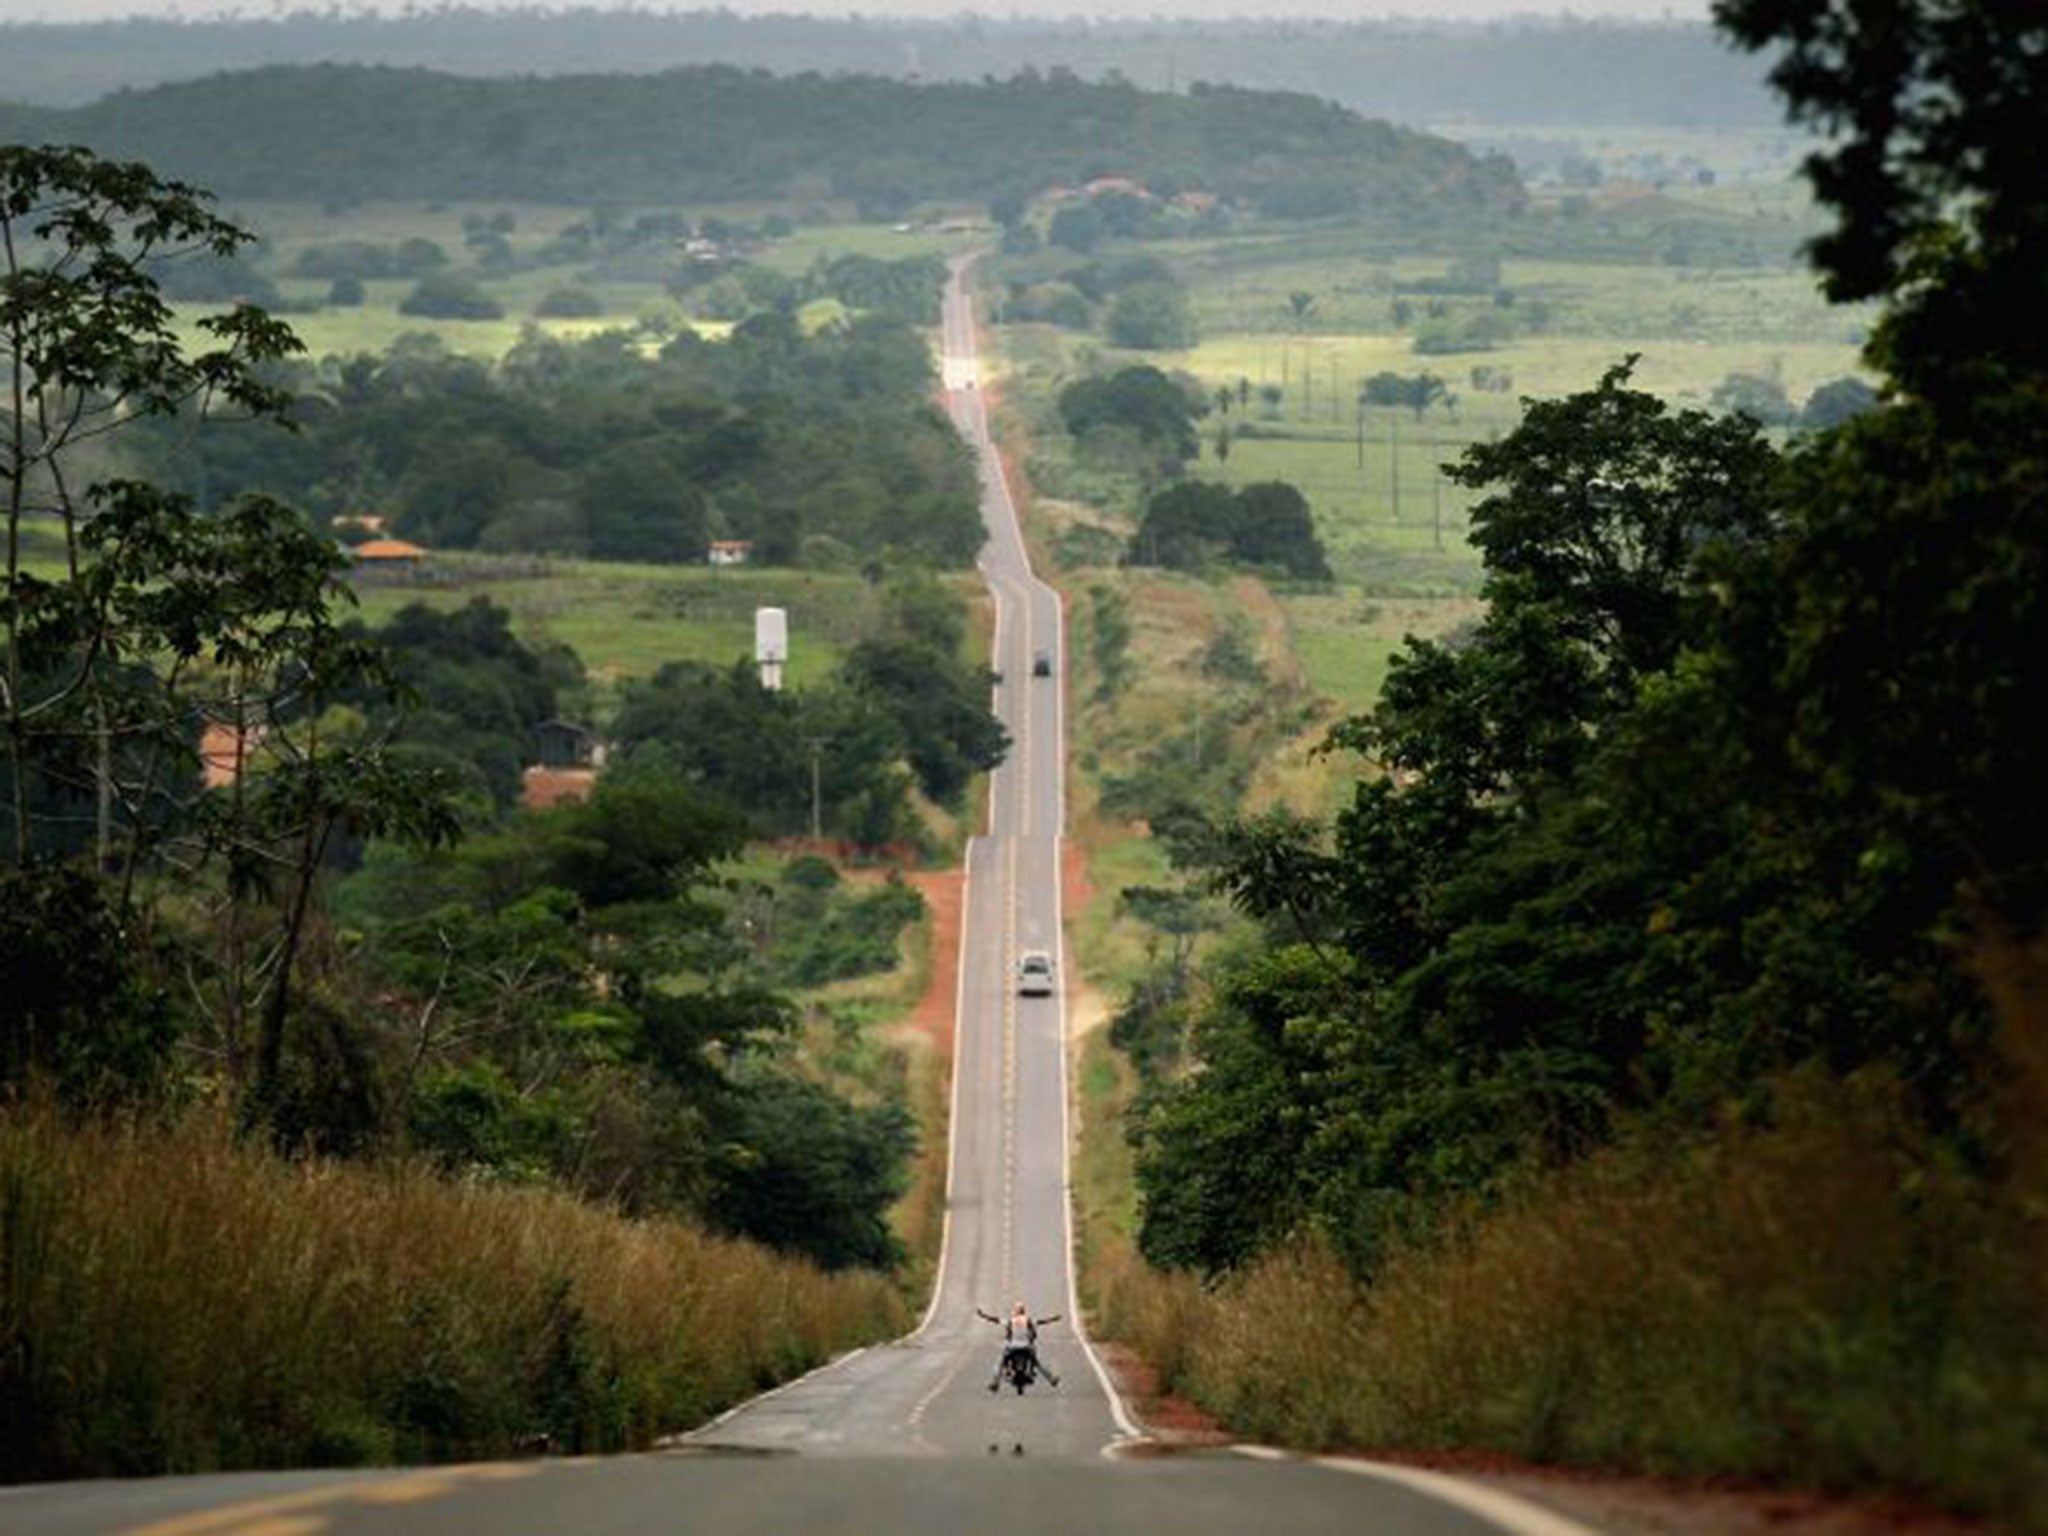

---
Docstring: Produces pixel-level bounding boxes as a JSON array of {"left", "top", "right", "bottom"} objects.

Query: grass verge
[
  {"left": 1094, "top": 1065, "right": 2048, "bottom": 1527},
  {"left": 0, "top": 1104, "right": 907, "bottom": 1479}
]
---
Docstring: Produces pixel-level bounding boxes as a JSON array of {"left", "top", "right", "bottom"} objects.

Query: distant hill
[
  {"left": 0, "top": 65, "right": 1524, "bottom": 222},
  {"left": 0, "top": 13, "right": 1777, "bottom": 128}
]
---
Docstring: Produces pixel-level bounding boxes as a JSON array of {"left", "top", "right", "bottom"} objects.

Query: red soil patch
[
  {"left": 1062, "top": 838, "right": 1097, "bottom": 940},
  {"left": 901, "top": 868, "right": 965, "bottom": 1058},
  {"left": 1348, "top": 1448, "right": 1987, "bottom": 1536},
  {"left": 1092, "top": 1342, "right": 1232, "bottom": 1450}
]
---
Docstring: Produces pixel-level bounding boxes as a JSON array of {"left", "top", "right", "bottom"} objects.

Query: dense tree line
[
  {"left": 1, "top": 64, "right": 1522, "bottom": 227},
  {"left": 1122, "top": 0, "right": 2048, "bottom": 1292},
  {"left": 135, "top": 313, "right": 981, "bottom": 568}
]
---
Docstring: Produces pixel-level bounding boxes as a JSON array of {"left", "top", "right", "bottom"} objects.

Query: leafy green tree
[
  {"left": 1058, "top": 365, "right": 1203, "bottom": 464},
  {"left": 841, "top": 636, "right": 1008, "bottom": 808},
  {"left": 1048, "top": 202, "right": 1105, "bottom": 253},
  {"left": 577, "top": 440, "right": 708, "bottom": 564},
  {"left": 399, "top": 272, "right": 504, "bottom": 321},
  {"left": 1128, "top": 481, "right": 1236, "bottom": 570},
  {"left": 1360, "top": 371, "right": 1450, "bottom": 419},
  {"left": 534, "top": 286, "right": 603, "bottom": 318},
  {"left": 1709, "top": 370, "right": 1794, "bottom": 426},
  {"left": 1105, "top": 282, "right": 1198, "bottom": 350},
  {"left": 1798, "top": 375, "right": 1879, "bottom": 430},
  {"left": 1, "top": 147, "right": 458, "bottom": 1119},
  {"left": 1232, "top": 482, "right": 1330, "bottom": 579},
  {"left": 709, "top": 1068, "right": 914, "bottom": 1270},
  {"left": 611, "top": 661, "right": 911, "bottom": 841},
  {"left": 359, "top": 599, "right": 569, "bottom": 811},
  {"left": 1128, "top": 480, "right": 1331, "bottom": 579}
]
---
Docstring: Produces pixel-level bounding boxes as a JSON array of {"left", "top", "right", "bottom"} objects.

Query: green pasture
[
  {"left": 752, "top": 222, "right": 970, "bottom": 275},
  {"left": 1151, "top": 326, "right": 1864, "bottom": 405},
  {"left": 1278, "top": 589, "right": 1486, "bottom": 720},
  {"left": 346, "top": 555, "right": 880, "bottom": 700},
  {"left": 1139, "top": 326, "right": 1858, "bottom": 590}
]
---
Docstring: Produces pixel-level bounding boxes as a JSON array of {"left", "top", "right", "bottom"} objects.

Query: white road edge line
[
  {"left": 1055, "top": 823, "right": 1143, "bottom": 1446},
  {"left": 678, "top": 1346, "right": 871, "bottom": 1441},
  {"left": 912, "top": 829, "right": 976, "bottom": 1339},
  {"left": 1226, "top": 1447, "right": 1604, "bottom": 1536}
]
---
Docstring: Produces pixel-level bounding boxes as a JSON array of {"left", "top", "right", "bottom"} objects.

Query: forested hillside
[
  {"left": 0, "top": 13, "right": 1775, "bottom": 129},
  {"left": 0, "top": 65, "right": 1522, "bottom": 224}
]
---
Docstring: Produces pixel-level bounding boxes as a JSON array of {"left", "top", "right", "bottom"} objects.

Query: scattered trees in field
[{"left": 1359, "top": 370, "right": 1452, "bottom": 419}]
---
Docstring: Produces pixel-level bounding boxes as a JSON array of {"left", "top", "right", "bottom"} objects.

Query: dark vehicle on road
[{"left": 1032, "top": 649, "right": 1052, "bottom": 677}]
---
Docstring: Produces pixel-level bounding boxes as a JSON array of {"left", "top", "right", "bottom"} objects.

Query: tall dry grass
[
  {"left": 0, "top": 1104, "right": 907, "bottom": 1479},
  {"left": 1097, "top": 1068, "right": 2048, "bottom": 1526}
]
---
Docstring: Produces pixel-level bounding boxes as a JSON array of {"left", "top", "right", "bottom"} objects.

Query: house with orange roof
[{"left": 350, "top": 538, "right": 428, "bottom": 582}]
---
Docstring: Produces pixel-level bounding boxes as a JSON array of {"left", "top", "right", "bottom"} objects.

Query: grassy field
[
  {"left": 347, "top": 555, "right": 882, "bottom": 705},
  {"left": 1152, "top": 329, "right": 1864, "bottom": 409}
]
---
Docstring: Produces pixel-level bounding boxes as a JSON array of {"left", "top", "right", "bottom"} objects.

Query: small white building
[{"left": 708, "top": 539, "right": 753, "bottom": 567}]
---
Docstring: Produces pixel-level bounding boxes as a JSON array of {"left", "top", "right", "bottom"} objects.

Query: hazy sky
[{"left": 0, "top": 0, "right": 1716, "bottom": 24}]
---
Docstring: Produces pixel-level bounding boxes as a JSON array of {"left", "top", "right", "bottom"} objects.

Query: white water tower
[{"left": 755, "top": 606, "right": 788, "bottom": 691}]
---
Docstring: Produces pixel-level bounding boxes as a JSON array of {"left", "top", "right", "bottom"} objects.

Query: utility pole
[
  {"left": 806, "top": 737, "right": 826, "bottom": 843},
  {"left": 1389, "top": 408, "right": 1401, "bottom": 524},
  {"left": 1432, "top": 461, "right": 1445, "bottom": 551}
]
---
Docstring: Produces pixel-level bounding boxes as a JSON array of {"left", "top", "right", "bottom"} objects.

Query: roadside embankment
[
  {"left": 0, "top": 1104, "right": 908, "bottom": 1481},
  {"left": 1093, "top": 1065, "right": 2048, "bottom": 1529}
]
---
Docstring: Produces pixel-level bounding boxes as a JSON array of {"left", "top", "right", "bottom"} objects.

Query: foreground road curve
[{"left": 0, "top": 257, "right": 1582, "bottom": 1536}]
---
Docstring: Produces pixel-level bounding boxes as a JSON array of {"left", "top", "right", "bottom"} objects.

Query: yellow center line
[{"left": 120, "top": 1464, "right": 540, "bottom": 1536}]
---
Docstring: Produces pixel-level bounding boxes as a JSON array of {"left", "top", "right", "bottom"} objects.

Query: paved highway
[{"left": 0, "top": 256, "right": 1584, "bottom": 1536}]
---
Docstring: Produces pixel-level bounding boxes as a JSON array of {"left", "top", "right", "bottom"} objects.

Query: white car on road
[{"left": 1016, "top": 950, "right": 1056, "bottom": 997}]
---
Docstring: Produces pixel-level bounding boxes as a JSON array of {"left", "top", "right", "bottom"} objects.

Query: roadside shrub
[{"left": 772, "top": 879, "right": 927, "bottom": 988}]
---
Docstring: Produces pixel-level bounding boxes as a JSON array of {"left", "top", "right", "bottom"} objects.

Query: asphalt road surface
[{"left": 0, "top": 257, "right": 1586, "bottom": 1536}]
